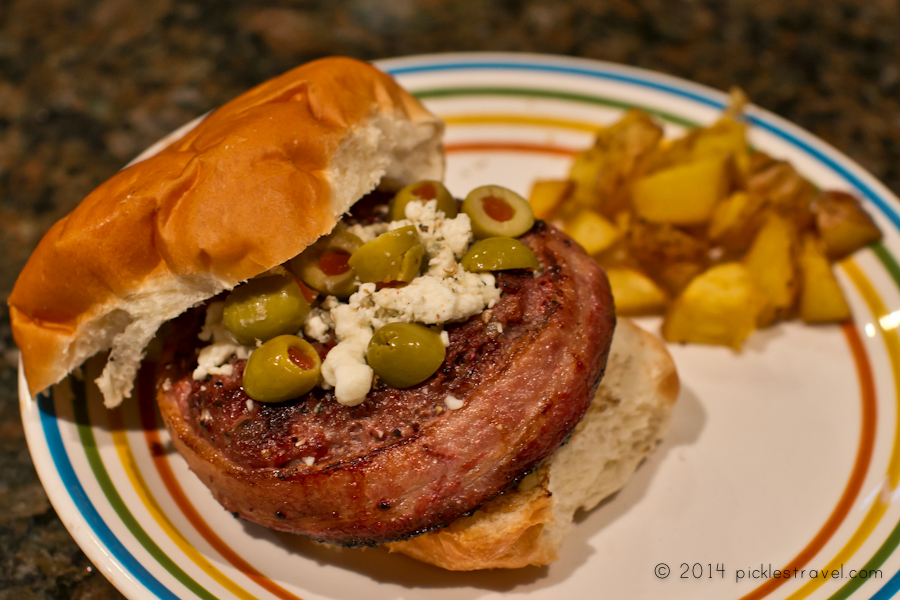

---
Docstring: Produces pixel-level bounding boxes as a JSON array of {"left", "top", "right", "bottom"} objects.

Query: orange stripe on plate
[
  {"left": 736, "top": 323, "right": 876, "bottom": 600},
  {"left": 138, "top": 366, "right": 305, "bottom": 600},
  {"left": 451, "top": 137, "right": 879, "bottom": 600}
]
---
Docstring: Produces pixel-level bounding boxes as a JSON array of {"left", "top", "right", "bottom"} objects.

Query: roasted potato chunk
[
  {"left": 662, "top": 263, "right": 767, "bottom": 349},
  {"left": 632, "top": 155, "right": 729, "bottom": 225},
  {"left": 568, "top": 109, "right": 663, "bottom": 216},
  {"left": 563, "top": 209, "right": 619, "bottom": 255},
  {"left": 707, "top": 191, "right": 767, "bottom": 251},
  {"left": 813, "top": 191, "right": 882, "bottom": 260},
  {"left": 743, "top": 213, "right": 799, "bottom": 326},
  {"left": 746, "top": 155, "right": 816, "bottom": 231},
  {"left": 528, "top": 179, "right": 571, "bottom": 221},
  {"left": 798, "top": 234, "right": 852, "bottom": 323},
  {"left": 628, "top": 220, "right": 709, "bottom": 267},
  {"left": 606, "top": 267, "right": 668, "bottom": 316}
]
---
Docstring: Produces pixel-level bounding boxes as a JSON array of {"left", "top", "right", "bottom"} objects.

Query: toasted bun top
[{"left": 9, "top": 57, "right": 444, "bottom": 406}]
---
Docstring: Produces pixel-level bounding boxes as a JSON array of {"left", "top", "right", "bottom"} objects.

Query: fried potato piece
[
  {"left": 606, "top": 267, "right": 668, "bottom": 316},
  {"left": 628, "top": 220, "right": 709, "bottom": 267},
  {"left": 662, "top": 263, "right": 767, "bottom": 349},
  {"left": 812, "top": 191, "right": 883, "bottom": 260},
  {"left": 746, "top": 153, "right": 816, "bottom": 231},
  {"left": 528, "top": 179, "right": 572, "bottom": 221},
  {"left": 562, "top": 209, "right": 620, "bottom": 256},
  {"left": 653, "top": 261, "right": 707, "bottom": 296},
  {"left": 798, "top": 233, "right": 852, "bottom": 323},
  {"left": 568, "top": 110, "right": 663, "bottom": 216},
  {"left": 743, "top": 213, "right": 799, "bottom": 326},
  {"left": 632, "top": 155, "right": 729, "bottom": 225},
  {"left": 707, "top": 191, "right": 767, "bottom": 251}
]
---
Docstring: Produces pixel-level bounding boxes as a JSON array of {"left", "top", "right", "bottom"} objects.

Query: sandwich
[{"left": 10, "top": 57, "right": 677, "bottom": 570}]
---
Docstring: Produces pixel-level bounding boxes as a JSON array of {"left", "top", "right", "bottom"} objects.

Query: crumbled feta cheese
[
  {"left": 384, "top": 200, "right": 474, "bottom": 278},
  {"left": 193, "top": 342, "right": 251, "bottom": 380},
  {"left": 193, "top": 302, "right": 253, "bottom": 380},
  {"left": 321, "top": 304, "right": 374, "bottom": 406},
  {"left": 440, "top": 331, "right": 450, "bottom": 347},
  {"left": 304, "top": 308, "right": 332, "bottom": 343},
  {"left": 346, "top": 222, "right": 389, "bottom": 243},
  {"left": 348, "top": 272, "right": 499, "bottom": 327},
  {"left": 444, "top": 395, "right": 464, "bottom": 410},
  {"left": 302, "top": 456, "right": 315, "bottom": 466},
  {"left": 246, "top": 399, "right": 254, "bottom": 411}
]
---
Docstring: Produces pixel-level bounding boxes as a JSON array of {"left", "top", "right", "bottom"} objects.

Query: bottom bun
[{"left": 385, "top": 318, "right": 679, "bottom": 570}]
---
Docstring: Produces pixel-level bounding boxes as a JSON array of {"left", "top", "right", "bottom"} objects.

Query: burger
[{"left": 10, "top": 57, "right": 677, "bottom": 570}]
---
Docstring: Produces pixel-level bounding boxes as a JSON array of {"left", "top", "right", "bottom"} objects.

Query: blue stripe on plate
[
  {"left": 385, "top": 58, "right": 900, "bottom": 233},
  {"left": 38, "top": 391, "right": 179, "bottom": 600}
]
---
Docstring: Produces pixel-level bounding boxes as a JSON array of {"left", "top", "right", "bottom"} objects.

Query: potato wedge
[
  {"left": 653, "top": 261, "right": 707, "bottom": 296},
  {"left": 662, "top": 263, "right": 767, "bottom": 349},
  {"left": 563, "top": 209, "right": 620, "bottom": 255},
  {"left": 692, "top": 117, "right": 748, "bottom": 161},
  {"left": 632, "top": 155, "right": 729, "bottom": 225},
  {"left": 606, "top": 267, "right": 668, "bottom": 316},
  {"left": 569, "top": 109, "right": 663, "bottom": 215},
  {"left": 743, "top": 213, "right": 799, "bottom": 326},
  {"left": 707, "top": 191, "right": 767, "bottom": 251},
  {"left": 746, "top": 156, "right": 816, "bottom": 231},
  {"left": 798, "top": 233, "right": 852, "bottom": 323},
  {"left": 813, "top": 191, "right": 882, "bottom": 260},
  {"left": 528, "top": 179, "right": 571, "bottom": 220},
  {"left": 628, "top": 220, "right": 709, "bottom": 266}
]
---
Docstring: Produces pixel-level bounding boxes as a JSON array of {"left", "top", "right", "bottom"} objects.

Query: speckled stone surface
[{"left": 2, "top": 0, "right": 900, "bottom": 597}]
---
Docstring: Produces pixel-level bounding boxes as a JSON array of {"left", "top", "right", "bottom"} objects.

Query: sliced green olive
[
  {"left": 288, "top": 229, "right": 363, "bottom": 299},
  {"left": 391, "top": 180, "right": 458, "bottom": 221},
  {"left": 367, "top": 323, "right": 446, "bottom": 388},
  {"left": 243, "top": 335, "right": 321, "bottom": 403},
  {"left": 223, "top": 274, "right": 310, "bottom": 346},
  {"left": 348, "top": 225, "right": 424, "bottom": 284},
  {"left": 461, "top": 237, "right": 540, "bottom": 272},
  {"left": 462, "top": 185, "right": 535, "bottom": 239}
]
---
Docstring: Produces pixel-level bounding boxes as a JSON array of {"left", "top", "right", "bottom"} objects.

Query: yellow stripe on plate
[
  {"left": 783, "top": 259, "right": 900, "bottom": 600},
  {"left": 109, "top": 409, "right": 260, "bottom": 600}
]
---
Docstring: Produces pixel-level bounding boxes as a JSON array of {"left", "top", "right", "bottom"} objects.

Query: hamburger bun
[{"left": 9, "top": 57, "right": 444, "bottom": 407}]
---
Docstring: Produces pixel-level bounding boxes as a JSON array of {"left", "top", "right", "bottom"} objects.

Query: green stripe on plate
[
  {"left": 72, "top": 377, "right": 218, "bottom": 600},
  {"left": 413, "top": 86, "right": 699, "bottom": 128},
  {"left": 827, "top": 243, "right": 900, "bottom": 600}
]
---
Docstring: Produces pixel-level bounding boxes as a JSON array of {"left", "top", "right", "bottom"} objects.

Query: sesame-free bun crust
[{"left": 10, "top": 57, "right": 444, "bottom": 406}]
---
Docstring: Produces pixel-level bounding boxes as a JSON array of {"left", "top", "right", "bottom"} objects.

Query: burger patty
[{"left": 157, "top": 222, "right": 615, "bottom": 547}]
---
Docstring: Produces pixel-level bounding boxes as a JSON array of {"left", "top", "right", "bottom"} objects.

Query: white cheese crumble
[
  {"left": 192, "top": 301, "right": 253, "bottom": 381},
  {"left": 303, "top": 308, "right": 332, "bottom": 343},
  {"left": 192, "top": 199, "right": 502, "bottom": 407},
  {"left": 444, "top": 395, "right": 464, "bottom": 410},
  {"left": 320, "top": 200, "right": 500, "bottom": 406}
]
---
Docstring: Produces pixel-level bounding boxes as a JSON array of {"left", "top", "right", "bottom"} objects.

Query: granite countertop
[{"left": 3, "top": 1, "right": 899, "bottom": 597}]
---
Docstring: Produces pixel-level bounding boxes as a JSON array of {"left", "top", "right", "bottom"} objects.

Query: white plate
[{"left": 20, "top": 53, "right": 900, "bottom": 600}]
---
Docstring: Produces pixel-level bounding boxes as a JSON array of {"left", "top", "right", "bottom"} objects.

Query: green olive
[
  {"left": 223, "top": 274, "right": 310, "bottom": 346},
  {"left": 367, "top": 323, "right": 446, "bottom": 388},
  {"left": 461, "top": 237, "right": 539, "bottom": 272},
  {"left": 288, "top": 229, "right": 363, "bottom": 299},
  {"left": 462, "top": 185, "right": 535, "bottom": 239},
  {"left": 348, "top": 225, "right": 424, "bottom": 284},
  {"left": 391, "top": 180, "right": 458, "bottom": 221},
  {"left": 242, "top": 335, "right": 321, "bottom": 402}
]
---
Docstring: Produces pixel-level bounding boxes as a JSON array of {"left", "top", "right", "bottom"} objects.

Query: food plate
[{"left": 19, "top": 53, "right": 900, "bottom": 600}]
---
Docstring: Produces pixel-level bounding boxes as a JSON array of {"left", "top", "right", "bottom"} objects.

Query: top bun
[{"left": 9, "top": 57, "right": 445, "bottom": 407}]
